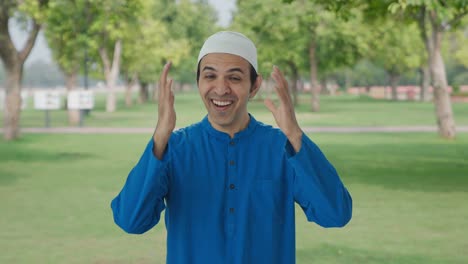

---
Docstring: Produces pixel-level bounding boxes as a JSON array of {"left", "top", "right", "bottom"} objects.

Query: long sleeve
[
  {"left": 111, "top": 139, "right": 170, "bottom": 234},
  {"left": 289, "top": 134, "right": 352, "bottom": 228}
]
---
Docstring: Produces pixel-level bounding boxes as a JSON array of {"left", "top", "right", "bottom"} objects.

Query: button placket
[{"left": 226, "top": 139, "right": 237, "bottom": 237}]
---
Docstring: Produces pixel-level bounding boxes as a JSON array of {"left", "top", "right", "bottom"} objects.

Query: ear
[{"left": 249, "top": 75, "right": 263, "bottom": 99}]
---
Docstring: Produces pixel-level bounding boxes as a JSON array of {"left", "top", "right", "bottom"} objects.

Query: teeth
[{"left": 212, "top": 100, "right": 232, "bottom": 107}]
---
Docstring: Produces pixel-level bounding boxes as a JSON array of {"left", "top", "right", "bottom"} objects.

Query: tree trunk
[
  {"left": 125, "top": 74, "right": 137, "bottom": 107},
  {"left": 320, "top": 79, "right": 327, "bottom": 95},
  {"left": 288, "top": 61, "right": 299, "bottom": 106},
  {"left": 345, "top": 69, "right": 352, "bottom": 91},
  {"left": 99, "top": 40, "right": 122, "bottom": 113},
  {"left": 429, "top": 13, "right": 456, "bottom": 139},
  {"left": 139, "top": 82, "right": 149, "bottom": 104},
  {"left": 389, "top": 72, "right": 399, "bottom": 101},
  {"left": 419, "top": 66, "right": 431, "bottom": 101},
  {"left": 309, "top": 39, "right": 320, "bottom": 112},
  {"left": 64, "top": 71, "right": 80, "bottom": 126},
  {"left": 3, "top": 64, "right": 23, "bottom": 140},
  {"left": 0, "top": 10, "right": 41, "bottom": 140}
]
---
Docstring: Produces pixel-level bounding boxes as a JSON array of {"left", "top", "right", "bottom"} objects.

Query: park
[{"left": 1, "top": 0, "right": 468, "bottom": 263}]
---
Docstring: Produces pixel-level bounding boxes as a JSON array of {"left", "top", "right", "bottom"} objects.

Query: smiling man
[{"left": 111, "top": 31, "right": 352, "bottom": 264}]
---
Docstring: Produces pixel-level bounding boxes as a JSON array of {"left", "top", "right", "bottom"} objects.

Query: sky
[{"left": 10, "top": 0, "right": 236, "bottom": 65}]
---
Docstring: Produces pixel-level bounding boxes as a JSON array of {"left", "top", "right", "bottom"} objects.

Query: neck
[{"left": 209, "top": 114, "right": 250, "bottom": 138}]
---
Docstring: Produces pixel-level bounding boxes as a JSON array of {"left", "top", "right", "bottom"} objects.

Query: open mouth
[{"left": 211, "top": 99, "right": 233, "bottom": 108}]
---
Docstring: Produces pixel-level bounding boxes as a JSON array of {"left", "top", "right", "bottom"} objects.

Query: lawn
[
  {"left": 5, "top": 91, "right": 468, "bottom": 128},
  {"left": 1, "top": 133, "right": 467, "bottom": 263}
]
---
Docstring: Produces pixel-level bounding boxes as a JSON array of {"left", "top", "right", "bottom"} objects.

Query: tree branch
[
  {"left": 0, "top": 1, "right": 18, "bottom": 65},
  {"left": 417, "top": 6, "right": 431, "bottom": 53},
  {"left": 99, "top": 46, "right": 111, "bottom": 77},
  {"left": 18, "top": 20, "right": 41, "bottom": 63},
  {"left": 111, "top": 39, "right": 122, "bottom": 78},
  {"left": 445, "top": 8, "right": 468, "bottom": 29}
]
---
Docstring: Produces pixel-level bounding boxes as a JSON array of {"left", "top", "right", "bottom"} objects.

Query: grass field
[
  {"left": 1, "top": 93, "right": 468, "bottom": 263},
  {"left": 1, "top": 132, "right": 467, "bottom": 263},
  {"left": 5, "top": 91, "right": 468, "bottom": 128}
]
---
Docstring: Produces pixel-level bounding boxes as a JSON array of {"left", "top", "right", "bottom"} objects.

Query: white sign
[
  {"left": 34, "top": 91, "right": 62, "bottom": 110},
  {"left": 21, "top": 91, "right": 28, "bottom": 109},
  {"left": 68, "top": 90, "right": 94, "bottom": 110},
  {"left": 0, "top": 90, "right": 28, "bottom": 110}
]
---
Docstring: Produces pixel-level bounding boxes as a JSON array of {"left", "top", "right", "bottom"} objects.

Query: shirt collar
[{"left": 202, "top": 114, "right": 258, "bottom": 141}]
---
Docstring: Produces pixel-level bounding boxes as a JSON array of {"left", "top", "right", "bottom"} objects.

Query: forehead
[{"left": 200, "top": 53, "right": 251, "bottom": 72}]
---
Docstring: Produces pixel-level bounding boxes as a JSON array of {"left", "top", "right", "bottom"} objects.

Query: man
[{"left": 111, "top": 31, "right": 352, "bottom": 263}]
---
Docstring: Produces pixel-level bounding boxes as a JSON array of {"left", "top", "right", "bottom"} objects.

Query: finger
[
  {"left": 271, "top": 70, "right": 288, "bottom": 101},
  {"left": 167, "top": 79, "right": 174, "bottom": 104},
  {"left": 264, "top": 98, "right": 277, "bottom": 114},
  {"left": 272, "top": 66, "right": 293, "bottom": 105},
  {"left": 159, "top": 62, "right": 172, "bottom": 95},
  {"left": 273, "top": 66, "right": 288, "bottom": 90}
]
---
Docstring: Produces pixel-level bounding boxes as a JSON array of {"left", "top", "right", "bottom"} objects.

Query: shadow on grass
[
  {"left": 0, "top": 137, "right": 95, "bottom": 185},
  {"left": 326, "top": 139, "right": 468, "bottom": 193},
  {"left": 0, "top": 148, "right": 95, "bottom": 163},
  {"left": 0, "top": 169, "right": 22, "bottom": 185},
  {"left": 297, "top": 243, "right": 460, "bottom": 264}
]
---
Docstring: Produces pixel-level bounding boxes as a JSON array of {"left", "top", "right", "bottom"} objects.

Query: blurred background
[{"left": 1, "top": 0, "right": 468, "bottom": 263}]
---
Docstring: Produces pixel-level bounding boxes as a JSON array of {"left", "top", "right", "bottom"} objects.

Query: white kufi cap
[{"left": 197, "top": 31, "right": 258, "bottom": 72}]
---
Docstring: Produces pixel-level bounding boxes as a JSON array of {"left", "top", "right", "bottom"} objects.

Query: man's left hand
[{"left": 264, "top": 66, "right": 303, "bottom": 152}]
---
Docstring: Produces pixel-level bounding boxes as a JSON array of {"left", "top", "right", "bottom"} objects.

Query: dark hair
[{"left": 196, "top": 61, "right": 258, "bottom": 86}]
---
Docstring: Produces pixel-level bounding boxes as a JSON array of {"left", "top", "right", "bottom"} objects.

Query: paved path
[{"left": 4, "top": 126, "right": 468, "bottom": 134}]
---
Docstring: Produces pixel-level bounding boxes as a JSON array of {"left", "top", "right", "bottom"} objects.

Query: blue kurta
[{"left": 111, "top": 115, "right": 352, "bottom": 263}]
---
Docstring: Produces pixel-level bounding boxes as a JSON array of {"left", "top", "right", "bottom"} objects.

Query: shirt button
[
  {"left": 229, "top": 208, "right": 235, "bottom": 213},
  {"left": 229, "top": 141, "right": 235, "bottom": 146},
  {"left": 229, "top": 184, "right": 235, "bottom": 190},
  {"left": 229, "top": 160, "right": 235, "bottom": 166}
]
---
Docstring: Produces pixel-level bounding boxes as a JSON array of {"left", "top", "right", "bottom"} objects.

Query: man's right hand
[{"left": 153, "top": 62, "right": 176, "bottom": 159}]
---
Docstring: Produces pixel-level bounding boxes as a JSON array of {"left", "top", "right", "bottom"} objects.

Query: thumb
[{"left": 264, "top": 99, "right": 277, "bottom": 114}]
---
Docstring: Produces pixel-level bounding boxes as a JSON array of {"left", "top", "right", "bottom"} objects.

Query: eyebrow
[{"left": 202, "top": 66, "right": 245, "bottom": 74}]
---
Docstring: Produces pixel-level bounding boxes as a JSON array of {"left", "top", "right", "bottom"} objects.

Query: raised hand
[
  {"left": 153, "top": 62, "right": 176, "bottom": 159},
  {"left": 264, "top": 66, "right": 303, "bottom": 152}
]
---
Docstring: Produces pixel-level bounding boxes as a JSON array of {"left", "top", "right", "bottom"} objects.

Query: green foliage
[
  {"left": 233, "top": 0, "right": 367, "bottom": 78},
  {"left": 45, "top": 0, "right": 89, "bottom": 74},
  {"left": 44, "top": 0, "right": 146, "bottom": 80},
  {"left": 120, "top": 0, "right": 218, "bottom": 85},
  {"left": 366, "top": 19, "right": 424, "bottom": 76},
  {"left": 389, "top": 0, "right": 468, "bottom": 29},
  {"left": 16, "top": 0, "right": 49, "bottom": 23},
  {"left": 161, "top": 0, "right": 219, "bottom": 84},
  {"left": 232, "top": 0, "right": 307, "bottom": 76}
]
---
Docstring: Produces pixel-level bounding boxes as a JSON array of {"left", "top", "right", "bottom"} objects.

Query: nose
[{"left": 213, "top": 77, "right": 231, "bottom": 95}]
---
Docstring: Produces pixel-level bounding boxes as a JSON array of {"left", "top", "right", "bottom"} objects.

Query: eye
[
  {"left": 229, "top": 76, "right": 242, "bottom": 82},
  {"left": 204, "top": 74, "right": 216, "bottom": 80}
]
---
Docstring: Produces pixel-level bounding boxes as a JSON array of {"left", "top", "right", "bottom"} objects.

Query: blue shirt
[{"left": 111, "top": 115, "right": 352, "bottom": 263}]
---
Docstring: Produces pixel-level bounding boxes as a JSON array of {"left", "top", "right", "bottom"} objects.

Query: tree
[
  {"left": 45, "top": 0, "right": 91, "bottom": 125},
  {"left": 153, "top": 0, "right": 218, "bottom": 96},
  {"left": 234, "top": 0, "right": 366, "bottom": 111},
  {"left": 86, "top": 0, "right": 144, "bottom": 112},
  {"left": 233, "top": 0, "right": 309, "bottom": 106},
  {"left": 0, "top": 0, "right": 49, "bottom": 140},
  {"left": 120, "top": 0, "right": 207, "bottom": 105},
  {"left": 389, "top": 0, "right": 468, "bottom": 139},
  {"left": 366, "top": 20, "right": 423, "bottom": 100}
]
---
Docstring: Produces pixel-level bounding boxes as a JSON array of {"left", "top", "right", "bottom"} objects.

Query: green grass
[
  {"left": 4, "top": 91, "right": 468, "bottom": 128},
  {"left": 1, "top": 133, "right": 468, "bottom": 263}
]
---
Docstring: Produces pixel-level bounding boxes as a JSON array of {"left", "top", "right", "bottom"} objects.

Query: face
[{"left": 198, "top": 53, "right": 262, "bottom": 136}]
